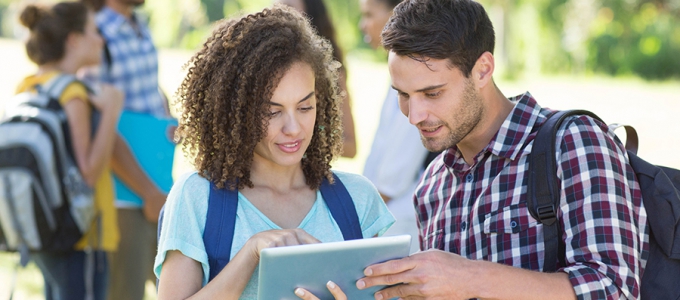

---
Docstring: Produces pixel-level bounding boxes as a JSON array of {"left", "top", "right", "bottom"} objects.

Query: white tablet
[{"left": 257, "top": 235, "right": 412, "bottom": 300}]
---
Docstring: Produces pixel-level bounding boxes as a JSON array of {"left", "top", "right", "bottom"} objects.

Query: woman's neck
[
  {"left": 248, "top": 159, "right": 308, "bottom": 192},
  {"left": 38, "top": 58, "right": 79, "bottom": 75}
]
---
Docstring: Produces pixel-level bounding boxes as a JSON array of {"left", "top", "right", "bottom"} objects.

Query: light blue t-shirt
[{"left": 154, "top": 170, "right": 395, "bottom": 299}]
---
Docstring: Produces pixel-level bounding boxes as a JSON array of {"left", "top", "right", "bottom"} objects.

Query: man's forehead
[{"left": 388, "top": 52, "right": 449, "bottom": 71}]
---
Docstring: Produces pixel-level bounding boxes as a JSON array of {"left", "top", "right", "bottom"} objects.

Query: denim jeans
[{"left": 31, "top": 250, "right": 108, "bottom": 300}]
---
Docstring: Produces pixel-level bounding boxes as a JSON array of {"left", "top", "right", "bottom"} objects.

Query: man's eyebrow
[
  {"left": 269, "top": 91, "right": 315, "bottom": 106},
  {"left": 391, "top": 84, "right": 447, "bottom": 94},
  {"left": 415, "top": 83, "right": 447, "bottom": 93}
]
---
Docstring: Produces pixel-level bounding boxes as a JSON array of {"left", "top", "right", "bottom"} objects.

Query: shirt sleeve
[
  {"left": 154, "top": 172, "right": 212, "bottom": 286},
  {"left": 59, "top": 81, "right": 89, "bottom": 107},
  {"left": 334, "top": 171, "right": 396, "bottom": 238},
  {"left": 555, "top": 116, "right": 647, "bottom": 300}
]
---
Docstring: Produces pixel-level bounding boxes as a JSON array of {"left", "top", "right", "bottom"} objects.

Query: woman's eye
[
  {"left": 270, "top": 111, "right": 280, "bottom": 117},
  {"left": 300, "top": 106, "right": 314, "bottom": 112}
]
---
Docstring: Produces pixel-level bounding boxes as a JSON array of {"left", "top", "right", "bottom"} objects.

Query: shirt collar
[
  {"left": 438, "top": 92, "right": 546, "bottom": 172},
  {"left": 486, "top": 92, "right": 544, "bottom": 160}
]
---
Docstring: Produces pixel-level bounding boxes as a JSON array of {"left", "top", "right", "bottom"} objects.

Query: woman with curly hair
[{"left": 154, "top": 5, "right": 394, "bottom": 299}]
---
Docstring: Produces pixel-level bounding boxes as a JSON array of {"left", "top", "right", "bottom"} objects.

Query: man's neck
[
  {"left": 106, "top": 0, "right": 134, "bottom": 18},
  {"left": 457, "top": 85, "right": 514, "bottom": 166}
]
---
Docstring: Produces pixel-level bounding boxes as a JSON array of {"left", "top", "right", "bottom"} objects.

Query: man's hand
[
  {"left": 141, "top": 188, "right": 166, "bottom": 223},
  {"left": 357, "top": 249, "right": 479, "bottom": 300}
]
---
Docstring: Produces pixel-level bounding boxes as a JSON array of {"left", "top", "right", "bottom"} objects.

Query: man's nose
[{"left": 408, "top": 97, "right": 428, "bottom": 126}]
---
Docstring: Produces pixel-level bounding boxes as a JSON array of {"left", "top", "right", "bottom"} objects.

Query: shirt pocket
[
  {"left": 483, "top": 202, "right": 542, "bottom": 268},
  {"left": 483, "top": 202, "right": 538, "bottom": 234}
]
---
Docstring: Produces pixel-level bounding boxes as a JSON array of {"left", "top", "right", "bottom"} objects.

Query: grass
[{"left": 1, "top": 37, "right": 679, "bottom": 298}]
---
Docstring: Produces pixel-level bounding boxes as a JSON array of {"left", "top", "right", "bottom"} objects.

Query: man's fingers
[
  {"left": 365, "top": 256, "right": 415, "bottom": 277},
  {"left": 373, "top": 283, "right": 424, "bottom": 300},
  {"left": 357, "top": 271, "right": 410, "bottom": 292}
]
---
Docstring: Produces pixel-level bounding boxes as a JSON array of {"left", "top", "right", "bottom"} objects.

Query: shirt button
[
  {"left": 510, "top": 220, "right": 518, "bottom": 229},
  {"left": 460, "top": 221, "right": 467, "bottom": 231},
  {"left": 465, "top": 173, "right": 473, "bottom": 182}
]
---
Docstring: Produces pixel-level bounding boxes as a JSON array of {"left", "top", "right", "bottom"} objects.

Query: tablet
[{"left": 257, "top": 235, "right": 411, "bottom": 300}]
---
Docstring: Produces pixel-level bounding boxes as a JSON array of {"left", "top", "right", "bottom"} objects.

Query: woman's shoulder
[
  {"left": 332, "top": 170, "right": 380, "bottom": 198},
  {"left": 333, "top": 170, "right": 373, "bottom": 187},
  {"left": 166, "top": 171, "right": 211, "bottom": 205}
]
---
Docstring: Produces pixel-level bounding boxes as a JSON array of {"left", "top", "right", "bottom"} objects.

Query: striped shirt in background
[{"left": 86, "top": 7, "right": 167, "bottom": 117}]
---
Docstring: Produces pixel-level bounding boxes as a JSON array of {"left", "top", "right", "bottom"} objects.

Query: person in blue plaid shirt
[
  {"left": 80, "top": 0, "right": 169, "bottom": 299},
  {"left": 352, "top": 0, "right": 649, "bottom": 299}
]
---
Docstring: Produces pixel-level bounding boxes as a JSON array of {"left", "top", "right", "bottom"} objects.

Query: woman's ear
[
  {"left": 471, "top": 51, "right": 495, "bottom": 88},
  {"left": 65, "top": 32, "right": 81, "bottom": 51}
]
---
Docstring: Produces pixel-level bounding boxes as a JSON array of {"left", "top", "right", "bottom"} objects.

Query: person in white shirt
[{"left": 360, "top": 0, "right": 435, "bottom": 253}]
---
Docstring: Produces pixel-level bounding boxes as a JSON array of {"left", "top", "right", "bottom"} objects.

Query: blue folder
[{"left": 113, "top": 111, "right": 177, "bottom": 206}]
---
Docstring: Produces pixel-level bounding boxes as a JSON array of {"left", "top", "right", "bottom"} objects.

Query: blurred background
[{"left": 0, "top": 0, "right": 678, "bottom": 298}]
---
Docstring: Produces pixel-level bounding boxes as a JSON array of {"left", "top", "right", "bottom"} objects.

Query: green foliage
[
  {"left": 586, "top": 2, "right": 680, "bottom": 79},
  {"left": 536, "top": 0, "right": 680, "bottom": 80}
]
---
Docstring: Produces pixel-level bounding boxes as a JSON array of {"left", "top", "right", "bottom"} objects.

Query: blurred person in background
[
  {"left": 278, "top": 0, "right": 357, "bottom": 158},
  {"left": 17, "top": 2, "right": 123, "bottom": 299},
  {"left": 79, "top": 0, "right": 169, "bottom": 299},
  {"left": 359, "top": 0, "right": 435, "bottom": 253}
]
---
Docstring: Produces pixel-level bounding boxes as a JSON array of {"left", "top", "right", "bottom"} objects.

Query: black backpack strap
[
  {"left": 319, "top": 172, "right": 362, "bottom": 240},
  {"left": 528, "top": 109, "right": 604, "bottom": 272}
]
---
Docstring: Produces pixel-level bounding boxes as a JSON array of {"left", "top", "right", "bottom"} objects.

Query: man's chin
[{"left": 421, "top": 138, "right": 448, "bottom": 153}]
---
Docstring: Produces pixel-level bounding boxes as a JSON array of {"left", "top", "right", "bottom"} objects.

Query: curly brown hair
[{"left": 176, "top": 4, "right": 343, "bottom": 190}]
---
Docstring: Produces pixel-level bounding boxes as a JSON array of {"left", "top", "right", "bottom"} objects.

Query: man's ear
[{"left": 471, "top": 51, "right": 495, "bottom": 88}]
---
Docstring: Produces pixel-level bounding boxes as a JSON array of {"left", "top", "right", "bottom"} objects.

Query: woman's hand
[
  {"left": 244, "top": 228, "right": 320, "bottom": 261},
  {"left": 294, "top": 281, "right": 347, "bottom": 300}
]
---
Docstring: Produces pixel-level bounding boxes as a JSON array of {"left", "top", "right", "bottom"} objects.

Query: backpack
[
  {"left": 0, "top": 74, "right": 96, "bottom": 265},
  {"left": 157, "top": 172, "right": 362, "bottom": 282},
  {"left": 528, "top": 109, "right": 680, "bottom": 300}
]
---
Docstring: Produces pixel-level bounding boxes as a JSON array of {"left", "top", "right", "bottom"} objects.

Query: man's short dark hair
[{"left": 381, "top": 0, "right": 495, "bottom": 77}]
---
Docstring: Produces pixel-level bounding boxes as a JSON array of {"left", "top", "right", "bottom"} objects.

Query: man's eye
[{"left": 426, "top": 91, "right": 441, "bottom": 98}]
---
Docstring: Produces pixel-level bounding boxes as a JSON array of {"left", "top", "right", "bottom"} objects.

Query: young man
[
  {"left": 356, "top": 0, "right": 649, "bottom": 299},
  {"left": 81, "top": 0, "right": 169, "bottom": 299}
]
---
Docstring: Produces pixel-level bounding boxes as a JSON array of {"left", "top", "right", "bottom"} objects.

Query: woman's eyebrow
[{"left": 269, "top": 91, "right": 315, "bottom": 107}]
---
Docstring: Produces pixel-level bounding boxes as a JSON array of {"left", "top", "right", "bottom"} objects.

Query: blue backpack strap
[
  {"left": 203, "top": 182, "right": 239, "bottom": 281},
  {"left": 319, "top": 172, "right": 362, "bottom": 240},
  {"left": 198, "top": 173, "right": 359, "bottom": 283},
  {"left": 528, "top": 109, "right": 604, "bottom": 272}
]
